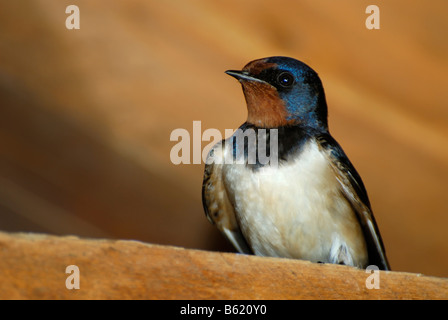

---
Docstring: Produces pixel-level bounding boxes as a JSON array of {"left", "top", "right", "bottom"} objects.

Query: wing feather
[
  {"left": 316, "top": 134, "right": 390, "bottom": 270},
  {"left": 202, "top": 141, "right": 252, "bottom": 254}
]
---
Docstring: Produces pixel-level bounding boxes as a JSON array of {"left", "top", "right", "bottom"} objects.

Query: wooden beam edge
[{"left": 0, "top": 232, "right": 446, "bottom": 299}]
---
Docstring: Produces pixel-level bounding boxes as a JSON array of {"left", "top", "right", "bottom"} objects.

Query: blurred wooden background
[{"left": 0, "top": 0, "right": 447, "bottom": 277}]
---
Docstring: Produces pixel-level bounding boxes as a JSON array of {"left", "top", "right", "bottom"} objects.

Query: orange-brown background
[{"left": 0, "top": 0, "right": 447, "bottom": 278}]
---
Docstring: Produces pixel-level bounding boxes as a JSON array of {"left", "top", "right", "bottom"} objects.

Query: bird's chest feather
[{"left": 222, "top": 139, "right": 367, "bottom": 266}]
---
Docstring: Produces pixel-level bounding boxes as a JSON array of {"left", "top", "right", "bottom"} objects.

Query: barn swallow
[{"left": 202, "top": 56, "right": 390, "bottom": 270}]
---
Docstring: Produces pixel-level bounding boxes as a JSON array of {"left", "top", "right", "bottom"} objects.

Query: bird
[{"left": 202, "top": 56, "right": 390, "bottom": 270}]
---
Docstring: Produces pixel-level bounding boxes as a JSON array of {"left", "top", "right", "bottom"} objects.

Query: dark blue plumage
[{"left": 250, "top": 56, "right": 328, "bottom": 129}]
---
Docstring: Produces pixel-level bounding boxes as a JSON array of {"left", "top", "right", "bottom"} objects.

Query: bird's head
[{"left": 226, "top": 56, "right": 328, "bottom": 130}]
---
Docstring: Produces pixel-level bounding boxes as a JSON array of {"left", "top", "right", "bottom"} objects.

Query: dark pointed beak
[{"left": 225, "top": 70, "right": 264, "bottom": 83}]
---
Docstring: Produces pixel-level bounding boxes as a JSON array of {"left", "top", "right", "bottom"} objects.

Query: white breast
[{"left": 222, "top": 139, "right": 367, "bottom": 267}]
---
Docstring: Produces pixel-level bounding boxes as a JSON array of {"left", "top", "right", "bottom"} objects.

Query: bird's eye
[{"left": 276, "top": 71, "right": 294, "bottom": 88}]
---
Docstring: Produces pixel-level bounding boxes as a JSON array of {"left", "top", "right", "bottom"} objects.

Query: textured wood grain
[{"left": 0, "top": 232, "right": 446, "bottom": 300}]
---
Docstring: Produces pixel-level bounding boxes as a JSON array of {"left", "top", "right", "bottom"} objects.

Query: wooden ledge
[{"left": 0, "top": 232, "right": 446, "bottom": 299}]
